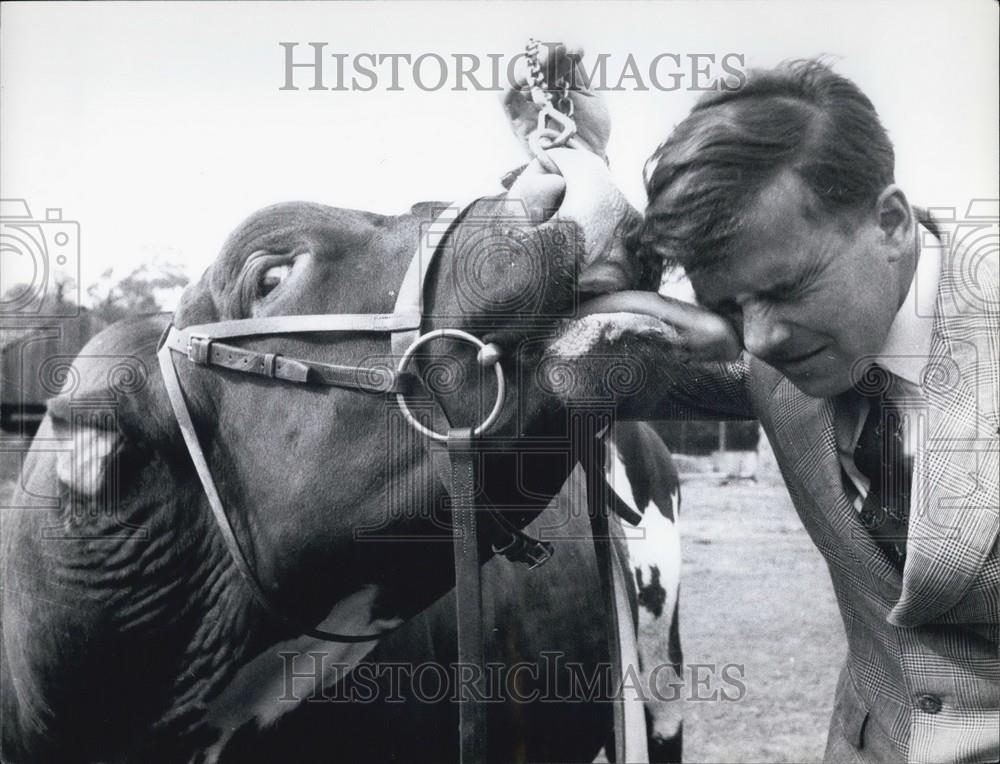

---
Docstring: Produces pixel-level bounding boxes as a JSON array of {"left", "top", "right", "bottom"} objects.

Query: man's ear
[{"left": 874, "top": 184, "right": 914, "bottom": 262}]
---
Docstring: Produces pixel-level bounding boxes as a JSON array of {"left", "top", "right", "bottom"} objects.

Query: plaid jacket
[{"left": 654, "top": 221, "right": 999, "bottom": 763}]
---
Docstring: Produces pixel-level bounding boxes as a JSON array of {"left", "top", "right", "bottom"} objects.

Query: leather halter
[
  {"left": 156, "top": 199, "right": 551, "bottom": 643},
  {"left": 156, "top": 195, "right": 644, "bottom": 763}
]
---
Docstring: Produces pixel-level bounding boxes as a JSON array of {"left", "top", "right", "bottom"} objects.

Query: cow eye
[{"left": 259, "top": 263, "right": 293, "bottom": 297}]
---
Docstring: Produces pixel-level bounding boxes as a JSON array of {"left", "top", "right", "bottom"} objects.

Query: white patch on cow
[
  {"left": 55, "top": 425, "right": 117, "bottom": 496},
  {"left": 200, "top": 585, "right": 402, "bottom": 761},
  {"left": 548, "top": 313, "right": 683, "bottom": 359},
  {"left": 608, "top": 448, "right": 681, "bottom": 621},
  {"left": 625, "top": 493, "right": 681, "bottom": 622},
  {"left": 635, "top": 488, "right": 684, "bottom": 743},
  {"left": 610, "top": 446, "right": 685, "bottom": 747},
  {"left": 606, "top": 442, "right": 640, "bottom": 517}
]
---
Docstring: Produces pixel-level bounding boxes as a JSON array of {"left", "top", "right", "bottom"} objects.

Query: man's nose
[{"left": 741, "top": 301, "right": 792, "bottom": 358}]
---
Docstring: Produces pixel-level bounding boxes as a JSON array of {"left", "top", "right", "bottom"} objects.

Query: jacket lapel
[
  {"left": 888, "top": 225, "right": 1000, "bottom": 627},
  {"left": 766, "top": 376, "right": 904, "bottom": 593}
]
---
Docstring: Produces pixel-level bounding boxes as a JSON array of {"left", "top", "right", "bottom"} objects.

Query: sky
[{"left": 1, "top": 1, "right": 997, "bottom": 310}]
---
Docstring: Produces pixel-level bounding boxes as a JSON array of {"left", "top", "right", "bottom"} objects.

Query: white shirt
[{"left": 836, "top": 222, "right": 940, "bottom": 507}]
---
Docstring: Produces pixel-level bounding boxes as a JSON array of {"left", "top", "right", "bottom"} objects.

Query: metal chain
[
  {"left": 523, "top": 39, "right": 578, "bottom": 172},
  {"left": 525, "top": 39, "right": 549, "bottom": 106},
  {"left": 525, "top": 38, "right": 575, "bottom": 116},
  {"left": 558, "top": 80, "right": 575, "bottom": 118}
]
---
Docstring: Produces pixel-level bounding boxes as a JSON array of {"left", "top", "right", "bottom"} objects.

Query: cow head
[
  {"left": 0, "top": 146, "right": 667, "bottom": 759},
  {"left": 37, "top": 152, "right": 659, "bottom": 650}
]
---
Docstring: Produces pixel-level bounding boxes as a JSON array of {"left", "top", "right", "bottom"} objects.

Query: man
[{"left": 528, "top": 55, "right": 998, "bottom": 762}]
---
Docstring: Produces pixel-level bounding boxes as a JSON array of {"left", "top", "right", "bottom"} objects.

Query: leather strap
[
  {"left": 157, "top": 339, "right": 390, "bottom": 642},
  {"left": 153, "top": 197, "right": 513, "bottom": 650},
  {"left": 421, "top": 384, "right": 553, "bottom": 570},
  {"left": 449, "top": 428, "right": 487, "bottom": 764},
  {"left": 161, "top": 200, "right": 478, "bottom": 401},
  {"left": 182, "top": 312, "right": 422, "bottom": 339},
  {"left": 391, "top": 201, "right": 473, "bottom": 357},
  {"left": 602, "top": 473, "right": 644, "bottom": 527},
  {"left": 486, "top": 509, "right": 553, "bottom": 569},
  {"left": 587, "top": 467, "right": 627, "bottom": 764},
  {"left": 609, "top": 525, "right": 648, "bottom": 763},
  {"left": 163, "top": 329, "right": 415, "bottom": 395},
  {"left": 583, "top": 433, "right": 647, "bottom": 764},
  {"left": 153, "top": 200, "right": 479, "bottom": 642}
]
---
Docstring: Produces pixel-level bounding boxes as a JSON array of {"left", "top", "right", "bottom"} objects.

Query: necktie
[{"left": 853, "top": 385, "right": 912, "bottom": 569}]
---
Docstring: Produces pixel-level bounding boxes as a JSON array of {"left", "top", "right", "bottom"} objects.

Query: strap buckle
[
  {"left": 493, "top": 533, "right": 554, "bottom": 570},
  {"left": 187, "top": 334, "right": 213, "bottom": 366}
]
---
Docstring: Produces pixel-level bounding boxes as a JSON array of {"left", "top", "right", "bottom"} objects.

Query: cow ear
[
  {"left": 48, "top": 394, "right": 121, "bottom": 497},
  {"left": 46, "top": 315, "right": 175, "bottom": 497},
  {"left": 407, "top": 201, "right": 448, "bottom": 221}
]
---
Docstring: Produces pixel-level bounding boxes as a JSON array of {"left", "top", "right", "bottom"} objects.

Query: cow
[
  {"left": 185, "top": 421, "right": 686, "bottom": 764},
  {"left": 1, "top": 149, "right": 691, "bottom": 762},
  {"left": 202, "top": 425, "right": 684, "bottom": 763},
  {"left": 607, "top": 422, "right": 684, "bottom": 762}
]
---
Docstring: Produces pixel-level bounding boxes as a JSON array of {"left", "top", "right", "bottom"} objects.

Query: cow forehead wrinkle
[
  {"left": 219, "top": 202, "right": 385, "bottom": 274},
  {"left": 213, "top": 212, "right": 417, "bottom": 321}
]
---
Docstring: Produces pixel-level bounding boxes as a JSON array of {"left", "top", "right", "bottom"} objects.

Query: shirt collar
[{"left": 874, "top": 222, "right": 940, "bottom": 387}]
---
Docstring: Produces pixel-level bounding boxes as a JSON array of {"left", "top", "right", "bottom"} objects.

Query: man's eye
[
  {"left": 775, "top": 290, "right": 806, "bottom": 306},
  {"left": 769, "top": 274, "right": 810, "bottom": 303},
  {"left": 259, "top": 263, "right": 293, "bottom": 296}
]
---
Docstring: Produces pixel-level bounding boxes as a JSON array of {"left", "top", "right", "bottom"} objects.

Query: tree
[
  {"left": 86, "top": 260, "right": 189, "bottom": 325},
  {"left": 1, "top": 274, "right": 79, "bottom": 319}
]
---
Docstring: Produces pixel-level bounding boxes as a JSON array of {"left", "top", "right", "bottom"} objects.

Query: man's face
[{"left": 689, "top": 172, "right": 901, "bottom": 398}]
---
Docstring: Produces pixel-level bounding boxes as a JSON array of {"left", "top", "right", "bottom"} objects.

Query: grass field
[{"left": 677, "top": 475, "right": 846, "bottom": 764}]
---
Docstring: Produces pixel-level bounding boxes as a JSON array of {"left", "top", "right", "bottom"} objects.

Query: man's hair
[{"left": 639, "top": 59, "right": 895, "bottom": 272}]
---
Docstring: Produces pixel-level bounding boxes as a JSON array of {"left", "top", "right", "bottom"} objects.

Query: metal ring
[{"left": 396, "top": 329, "right": 506, "bottom": 442}]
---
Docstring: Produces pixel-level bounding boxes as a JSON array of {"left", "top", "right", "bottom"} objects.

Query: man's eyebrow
[{"left": 760, "top": 254, "right": 825, "bottom": 299}]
